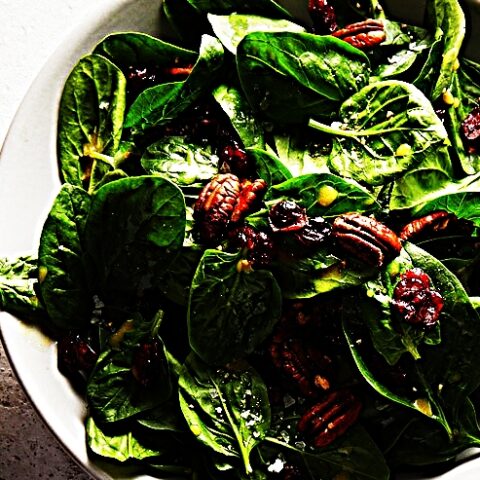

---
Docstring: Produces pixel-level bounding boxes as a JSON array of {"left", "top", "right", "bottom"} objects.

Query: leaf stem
[
  {"left": 308, "top": 118, "right": 431, "bottom": 138},
  {"left": 88, "top": 151, "right": 116, "bottom": 168}
]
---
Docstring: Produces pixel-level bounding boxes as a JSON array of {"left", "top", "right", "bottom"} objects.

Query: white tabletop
[{"left": 0, "top": 3, "right": 99, "bottom": 478}]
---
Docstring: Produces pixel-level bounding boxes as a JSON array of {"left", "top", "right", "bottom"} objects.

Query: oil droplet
[
  {"left": 191, "top": 424, "right": 202, "bottom": 436},
  {"left": 317, "top": 185, "right": 338, "bottom": 207},
  {"left": 38, "top": 266, "right": 48, "bottom": 283},
  {"left": 395, "top": 143, "right": 412, "bottom": 157},
  {"left": 442, "top": 89, "right": 455, "bottom": 106},
  {"left": 414, "top": 398, "right": 433, "bottom": 417}
]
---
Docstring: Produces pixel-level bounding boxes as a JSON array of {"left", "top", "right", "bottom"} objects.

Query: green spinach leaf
[
  {"left": 125, "top": 35, "right": 224, "bottom": 130},
  {"left": 84, "top": 176, "right": 186, "bottom": 308},
  {"left": 179, "top": 353, "right": 270, "bottom": 475},
  {"left": 0, "top": 255, "right": 44, "bottom": 322},
  {"left": 57, "top": 54, "right": 126, "bottom": 192},
  {"left": 141, "top": 136, "right": 218, "bottom": 187},
  {"left": 268, "top": 173, "right": 379, "bottom": 217},
  {"left": 310, "top": 80, "right": 452, "bottom": 187},
  {"left": 188, "top": 249, "right": 281, "bottom": 365},
  {"left": 208, "top": 13, "right": 304, "bottom": 54},
  {"left": 237, "top": 31, "right": 370, "bottom": 124},
  {"left": 38, "top": 184, "right": 92, "bottom": 330}
]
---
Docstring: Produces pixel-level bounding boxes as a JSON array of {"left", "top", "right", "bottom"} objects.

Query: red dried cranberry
[
  {"left": 269, "top": 200, "right": 308, "bottom": 233},
  {"left": 131, "top": 340, "right": 164, "bottom": 387},
  {"left": 294, "top": 216, "right": 332, "bottom": 248},
  {"left": 308, "top": 0, "right": 338, "bottom": 34},
  {"left": 57, "top": 334, "right": 98, "bottom": 378},
  {"left": 392, "top": 268, "right": 444, "bottom": 328},
  {"left": 218, "top": 140, "right": 255, "bottom": 178},
  {"left": 461, "top": 104, "right": 480, "bottom": 154},
  {"left": 393, "top": 267, "right": 431, "bottom": 294},
  {"left": 228, "top": 225, "right": 275, "bottom": 267}
]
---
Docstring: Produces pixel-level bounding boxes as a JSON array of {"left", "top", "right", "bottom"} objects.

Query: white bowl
[{"left": 0, "top": 1, "right": 479, "bottom": 479}]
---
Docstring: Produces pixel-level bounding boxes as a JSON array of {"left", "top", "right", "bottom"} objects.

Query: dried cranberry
[
  {"left": 228, "top": 225, "right": 275, "bottom": 267},
  {"left": 308, "top": 0, "right": 338, "bottom": 34},
  {"left": 269, "top": 200, "right": 308, "bottom": 233},
  {"left": 461, "top": 104, "right": 480, "bottom": 154},
  {"left": 218, "top": 140, "right": 255, "bottom": 178},
  {"left": 294, "top": 216, "right": 332, "bottom": 248},
  {"left": 392, "top": 268, "right": 444, "bottom": 328},
  {"left": 57, "top": 334, "right": 98, "bottom": 378},
  {"left": 131, "top": 340, "right": 165, "bottom": 387}
]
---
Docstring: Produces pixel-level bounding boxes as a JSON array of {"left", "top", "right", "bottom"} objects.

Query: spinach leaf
[
  {"left": 93, "top": 32, "right": 196, "bottom": 74},
  {"left": 141, "top": 136, "right": 218, "bottom": 187},
  {"left": 38, "top": 184, "right": 92, "bottom": 330},
  {"left": 371, "top": 22, "right": 432, "bottom": 81},
  {"left": 57, "top": 54, "right": 126, "bottom": 192},
  {"left": 248, "top": 147, "right": 292, "bottom": 186},
  {"left": 208, "top": 13, "right": 304, "bottom": 54},
  {"left": 188, "top": 249, "right": 281, "bottom": 365},
  {"left": 268, "top": 173, "right": 379, "bottom": 217},
  {"left": 0, "top": 255, "right": 45, "bottom": 322},
  {"left": 359, "top": 250, "right": 441, "bottom": 365},
  {"left": 404, "top": 243, "right": 480, "bottom": 419},
  {"left": 178, "top": 353, "right": 270, "bottom": 475},
  {"left": 447, "top": 58, "right": 480, "bottom": 174},
  {"left": 310, "top": 80, "right": 452, "bottom": 187},
  {"left": 87, "top": 314, "right": 172, "bottom": 423},
  {"left": 125, "top": 35, "right": 224, "bottom": 130},
  {"left": 272, "top": 129, "right": 331, "bottom": 176},
  {"left": 236, "top": 32, "right": 370, "bottom": 124},
  {"left": 423, "top": 0, "right": 466, "bottom": 101},
  {"left": 213, "top": 84, "right": 265, "bottom": 148},
  {"left": 271, "top": 247, "right": 340, "bottom": 299},
  {"left": 186, "top": 0, "right": 292, "bottom": 19},
  {"left": 414, "top": 190, "right": 480, "bottom": 228},
  {"left": 86, "top": 416, "right": 162, "bottom": 461},
  {"left": 84, "top": 176, "right": 186, "bottom": 309},
  {"left": 263, "top": 422, "right": 390, "bottom": 480}
]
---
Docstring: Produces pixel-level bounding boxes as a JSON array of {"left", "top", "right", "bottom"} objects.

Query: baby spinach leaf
[
  {"left": 310, "top": 80, "right": 452, "bottom": 187},
  {"left": 38, "top": 184, "right": 92, "bottom": 330},
  {"left": 263, "top": 423, "right": 390, "bottom": 480},
  {"left": 371, "top": 22, "right": 432, "bottom": 81},
  {"left": 87, "top": 314, "right": 172, "bottom": 423},
  {"left": 0, "top": 255, "right": 45, "bottom": 322},
  {"left": 447, "top": 58, "right": 480, "bottom": 174},
  {"left": 125, "top": 35, "right": 224, "bottom": 130},
  {"left": 272, "top": 247, "right": 340, "bottom": 299},
  {"left": 86, "top": 416, "right": 163, "bottom": 462},
  {"left": 57, "top": 54, "right": 126, "bottom": 192},
  {"left": 213, "top": 84, "right": 265, "bottom": 148},
  {"left": 208, "top": 13, "right": 304, "bottom": 54},
  {"left": 93, "top": 32, "right": 197, "bottom": 74},
  {"left": 404, "top": 243, "right": 480, "bottom": 419},
  {"left": 186, "top": 0, "right": 292, "bottom": 19},
  {"left": 424, "top": 0, "right": 466, "bottom": 101},
  {"left": 141, "top": 136, "right": 218, "bottom": 187},
  {"left": 272, "top": 129, "right": 331, "bottom": 176},
  {"left": 236, "top": 32, "right": 370, "bottom": 124},
  {"left": 188, "top": 249, "right": 281, "bottom": 365},
  {"left": 268, "top": 173, "right": 379, "bottom": 217},
  {"left": 178, "top": 353, "right": 271, "bottom": 475},
  {"left": 84, "top": 176, "right": 186, "bottom": 308},
  {"left": 248, "top": 147, "right": 292, "bottom": 186}
]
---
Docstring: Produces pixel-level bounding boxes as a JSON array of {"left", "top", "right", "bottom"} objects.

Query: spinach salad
[{"left": 3, "top": 0, "right": 480, "bottom": 478}]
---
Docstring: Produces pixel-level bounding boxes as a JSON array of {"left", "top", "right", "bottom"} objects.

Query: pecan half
[
  {"left": 194, "top": 174, "right": 267, "bottom": 245},
  {"left": 400, "top": 211, "right": 473, "bottom": 241},
  {"left": 297, "top": 390, "right": 362, "bottom": 448},
  {"left": 332, "top": 19, "right": 386, "bottom": 49},
  {"left": 333, "top": 213, "right": 402, "bottom": 267},
  {"left": 269, "top": 324, "right": 333, "bottom": 398}
]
